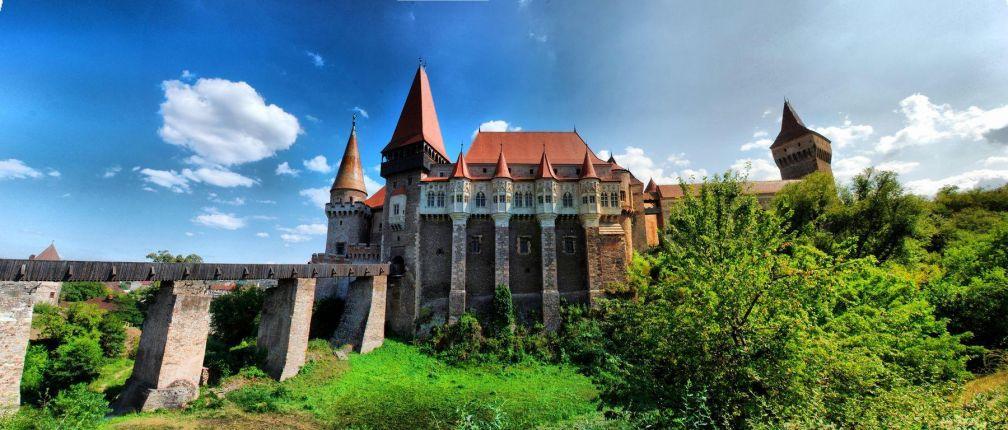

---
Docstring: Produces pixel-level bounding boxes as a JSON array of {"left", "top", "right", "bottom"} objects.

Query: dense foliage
[{"left": 59, "top": 281, "right": 107, "bottom": 303}]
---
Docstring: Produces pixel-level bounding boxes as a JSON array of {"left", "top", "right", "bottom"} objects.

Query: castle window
[
  {"left": 514, "top": 191, "right": 523, "bottom": 207},
  {"left": 335, "top": 242, "right": 346, "bottom": 255},
  {"left": 582, "top": 195, "right": 588, "bottom": 204},
  {"left": 546, "top": 194, "right": 553, "bottom": 203},
  {"left": 576, "top": 168, "right": 581, "bottom": 175},
  {"left": 538, "top": 195, "right": 544, "bottom": 204},
  {"left": 562, "top": 192, "right": 573, "bottom": 207},
  {"left": 600, "top": 193, "right": 608, "bottom": 207},
  {"left": 563, "top": 236, "right": 576, "bottom": 254},
  {"left": 524, "top": 192, "right": 533, "bottom": 207},
  {"left": 437, "top": 192, "right": 445, "bottom": 207},
  {"left": 427, "top": 192, "right": 435, "bottom": 207},
  {"left": 393, "top": 204, "right": 400, "bottom": 215},
  {"left": 456, "top": 194, "right": 463, "bottom": 203},
  {"left": 518, "top": 236, "right": 532, "bottom": 255},
  {"left": 529, "top": 168, "right": 534, "bottom": 174},
  {"left": 475, "top": 192, "right": 486, "bottom": 207},
  {"left": 439, "top": 172, "right": 445, "bottom": 177},
  {"left": 469, "top": 235, "right": 482, "bottom": 254},
  {"left": 620, "top": 190, "right": 626, "bottom": 202}
]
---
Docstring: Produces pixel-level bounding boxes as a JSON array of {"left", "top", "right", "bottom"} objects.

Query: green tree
[
  {"left": 47, "top": 384, "right": 111, "bottom": 430},
  {"left": 59, "top": 281, "right": 107, "bottom": 302},
  {"left": 771, "top": 171, "right": 839, "bottom": 236},
  {"left": 98, "top": 315, "right": 127, "bottom": 357},
  {"left": 210, "top": 285, "right": 265, "bottom": 346},
  {"left": 19, "top": 345, "right": 48, "bottom": 405},
  {"left": 146, "top": 250, "right": 204, "bottom": 263},
  {"left": 47, "top": 336, "right": 104, "bottom": 394}
]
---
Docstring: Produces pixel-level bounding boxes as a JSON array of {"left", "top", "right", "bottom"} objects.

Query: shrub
[
  {"left": 98, "top": 315, "right": 127, "bottom": 357},
  {"left": 210, "top": 286, "right": 264, "bottom": 346},
  {"left": 47, "top": 336, "right": 104, "bottom": 393},
  {"left": 227, "top": 384, "right": 291, "bottom": 413},
  {"left": 428, "top": 313, "right": 484, "bottom": 363},
  {"left": 60, "top": 281, "right": 107, "bottom": 302},
  {"left": 19, "top": 345, "right": 48, "bottom": 405},
  {"left": 309, "top": 295, "right": 345, "bottom": 340},
  {"left": 47, "top": 384, "right": 110, "bottom": 429},
  {"left": 109, "top": 291, "right": 144, "bottom": 327}
]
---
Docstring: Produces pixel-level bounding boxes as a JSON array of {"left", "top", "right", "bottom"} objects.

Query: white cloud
[
  {"left": 306, "top": 51, "right": 324, "bottom": 67},
  {"left": 103, "top": 166, "right": 122, "bottom": 178},
  {"left": 181, "top": 70, "right": 195, "bottom": 81},
  {"left": 832, "top": 155, "right": 873, "bottom": 182},
  {"left": 352, "top": 106, "right": 369, "bottom": 119},
  {"left": 305, "top": 114, "right": 320, "bottom": 123},
  {"left": 0, "top": 159, "right": 43, "bottom": 180},
  {"left": 876, "top": 94, "right": 1008, "bottom": 154},
  {"left": 875, "top": 160, "right": 920, "bottom": 174},
  {"left": 209, "top": 193, "right": 246, "bottom": 206},
  {"left": 47, "top": 169, "right": 61, "bottom": 178},
  {"left": 740, "top": 138, "right": 772, "bottom": 152},
  {"left": 528, "top": 32, "right": 548, "bottom": 43},
  {"left": 256, "top": 232, "right": 269, "bottom": 238},
  {"left": 753, "top": 130, "right": 768, "bottom": 138},
  {"left": 982, "top": 156, "right": 1008, "bottom": 167},
  {"left": 364, "top": 175, "right": 382, "bottom": 194},
  {"left": 905, "top": 169, "right": 1008, "bottom": 196},
  {"left": 814, "top": 118, "right": 874, "bottom": 149},
  {"left": 299, "top": 187, "right": 329, "bottom": 208},
  {"left": 280, "top": 233, "right": 311, "bottom": 243},
  {"left": 730, "top": 158, "right": 779, "bottom": 181},
  {"left": 303, "top": 155, "right": 332, "bottom": 173},
  {"left": 279, "top": 223, "right": 327, "bottom": 235},
  {"left": 185, "top": 231, "right": 195, "bottom": 237},
  {"left": 473, "top": 120, "right": 522, "bottom": 139},
  {"left": 257, "top": 199, "right": 277, "bottom": 204},
  {"left": 139, "top": 168, "right": 190, "bottom": 193},
  {"left": 762, "top": 109, "right": 773, "bottom": 118},
  {"left": 604, "top": 146, "right": 703, "bottom": 183},
  {"left": 182, "top": 167, "right": 256, "bottom": 187},
  {"left": 192, "top": 207, "right": 246, "bottom": 230},
  {"left": 666, "top": 153, "right": 691, "bottom": 167},
  {"left": 276, "top": 161, "right": 299, "bottom": 177},
  {"left": 159, "top": 78, "right": 301, "bottom": 166}
]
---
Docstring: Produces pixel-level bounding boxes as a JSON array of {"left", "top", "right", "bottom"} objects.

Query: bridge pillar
[
  {"left": 257, "top": 278, "right": 315, "bottom": 380},
  {"left": 1, "top": 282, "right": 37, "bottom": 415},
  {"left": 114, "top": 281, "right": 211, "bottom": 413},
  {"left": 332, "top": 275, "right": 387, "bottom": 353}
]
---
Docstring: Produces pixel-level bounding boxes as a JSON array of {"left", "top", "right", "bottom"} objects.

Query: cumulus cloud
[
  {"left": 299, "top": 187, "right": 329, "bottom": 208},
  {"left": 182, "top": 167, "right": 256, "bottom": 187},
  {"left": 603, "top": 146, "right": 704, "bottom": 183},
  {"left": 740, "top": 138, "right": 772, "bottom": 152},
  {"left": 982, "top": 155, "right": 1008, "bottom": 167},
  {"left": 730, "top": 158, "right": 779, "bottom": 181},
  {"left": 814, "top": 118, "right": 874, "bottom": 149},
  {"left": 256, "top": 232, "right": 269, "bottom": 238},
  {"left": 192, "top": 207, "right": 246, "bottom": 230},
  {"left": 279, "top": 223, "right": 327, "bottom": 235},
  {"left": 985, "top": 125, "right": 1008, "bottom": 144},
  {"left": 209, "top": 193, "right": 246, "bottom": 206},
  {"left": 180, "top": 70, "right": 196, "bottom": 81},
  {"left": 905, "top": 169, "right": 1008, "bottom": 196},
  {"left": 47, "top": 169, "right": 61, "bottom": 178},
  {"left": 352, "top": 106, "right": 369, "bottom": 119},
  {"left": 276, "top": 161, "right": 299, "bottom": 177},
  {"left": 305, "top": 114, "right": 320, "bottom": 123},
  {"left": 876, "top": 94, "right": 1008, "bottom": 154},
  {"left": 473, "top": 120, "right": 522, "bottom": 139},
  {"left": 280, "top": 233, "right": 311, "bottom": 243},
  {"left": 528, "top": 32, "right": 548, "bottom": 43},
  {"left": 364, "top": 175, "right": 382, "bottom": 194},
  {"left": 0, "top": 159, "right": 43, "bottom": 180},
  {"left": 139, "top": 168, "right": 190, "bottom": 193},
  {"left": 306, "top": 51, "right": 324, "bottom": 67},
  {"left": 875, "top": 160, "right": 920, "bottom": 174},
  {"left": 158, "top": 78, "right": 301, "bottom": 166},
  {"left": 832, "top": 155, "right": 873, "bottom": 182},
  {"left": 303, "top": 155, "right": 332, "bottom": 173},
  {"left": 103, "top": 166, "right": 122, "bottom": 178}
]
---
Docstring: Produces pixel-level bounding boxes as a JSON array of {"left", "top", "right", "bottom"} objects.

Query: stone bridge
[{"left": 0, "top": 258, "right": 389, "bottom": 414}]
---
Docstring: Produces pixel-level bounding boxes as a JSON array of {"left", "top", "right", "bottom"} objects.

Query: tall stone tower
[
  {"left": 325, "top": 117, "right": 370, "bottom": 257},
  {"left": 771, "top": 101, "right": 833, "bottom": 180},
  {"left": 379, "top": 64, "right": 451, "bottom": 337}
]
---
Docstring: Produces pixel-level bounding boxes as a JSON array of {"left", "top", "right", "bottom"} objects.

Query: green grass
[
  {"left": 90, "top": 357, "right": 134, "bottom": 394},
  {"left": 107, "top": 340, "right": 599, "bottom": 429}
]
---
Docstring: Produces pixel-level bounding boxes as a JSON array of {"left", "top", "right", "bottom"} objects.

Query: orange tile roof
[
  {"left": 467, "top": 131, "right": 605, "bottom": 165},
  {"left": 331, "top": 118, "right": 367, "bottom": 193},
  {"left": 450, "top": 152, "right": 472, "bottom": 179},
  {"left": 32, "top": 243, "right": 61, "bottom": 261},
  {"left": 363, "top": 186, "right": 386, "bottom": 208},
  {"left": 580, "top": 151, "right": 599, "bottom": 179},
  {"left": 383, "top": 66, "right": 448, "bottom": 159},
  {"left": 537, "top": 149, "right": 557, "bottom": 179},
  {"left": 493, "top": 146, "right": 512, "bottom": 179}
]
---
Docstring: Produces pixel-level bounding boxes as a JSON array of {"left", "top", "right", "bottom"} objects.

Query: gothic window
[
  {"left": 393, "top": 204, "right": 400, "bottom": 215},
  {"left": 563, "top": 236, "right": 576, "bottom": 254},
  {"left": 469, "top": 235, "right": 482, "bottom": 253},
  {"left": 562, "top": 192, "right": 573, "bottom": 207},
  {"left": 437, "top": 192, "right": 445, "bottom": 207},
  {"left": 538, "top": 195, "right": 544, "bottom": 204},
  {"left": 456, "top": 194, "right": 463, "bottom": 203},
  {"left": 514, "top": 191, "right": 523, "bottom": 207},
  {"left": 590, "top": 195, "right": 596, "bottom": 203},
  {"left": 582, "top": 195, "right": 588, "bottom": 204},
  {"left": 335, "top": 242, "right": 346, "bottom": 255},
  {"left": 518, "top": 236, "right": 532, "bottom": 255},
  {"left": 546, "top": 194, "right": 553, "bottom": 203},
  {"left": 600, "top": 193, "right": 609, "bottom": 207},
  {"left": 475, "top": 192, "right": 486, "bottom": 207},
  {"left": 427, "top": 192, "right": 435, "bottom": 207},
  {"left": 524, "top": 192, "right": 533, "bottom": 207},
  {"left": 619, "top": 191, "right": 626, "bottom": 203}
]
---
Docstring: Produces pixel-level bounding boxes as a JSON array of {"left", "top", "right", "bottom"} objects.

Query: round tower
[{"left": 325, "top": 117, "right": 371, "bottom": 257}]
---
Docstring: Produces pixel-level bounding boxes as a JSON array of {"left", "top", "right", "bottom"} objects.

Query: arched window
[
  {"left": 475, "top": 192, "right": 486, "bottom": 207},
  {"left": 427, "top": 192, "right": 435, "bottom": 207},
  {"left": 562, "top": 192, "right": 573, "bottom": 208},
  {"left": 514, "top": 191, "right": 522, "bottom": 207},
  {"left": 524, "top": 192, "right": 533, "bottom": 207},
  {"left": 437, "top": 192, "right": 445, "bottom": 207},
  {"left": 600, "top": 193, "right": 609, "bottom": 207}
]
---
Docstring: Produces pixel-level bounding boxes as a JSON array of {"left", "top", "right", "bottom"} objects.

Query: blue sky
[{"left": 1, "top": 1, "right": 1007, "bottom": 262}]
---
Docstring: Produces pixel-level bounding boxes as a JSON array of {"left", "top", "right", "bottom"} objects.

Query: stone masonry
[
  {"left": 257, "top": 278, "right": 316, "bottom": 380},
  {"left": 537, "top": 215, "right": 560, "bottom": 330},
  {"left": 493, "top": 213, "right": 510, "bottom": 289},
  {"left": 1, "top": 282, "right": 37, "bottom": 415},
  {"left": 114, "top": 281, "right": 212, "bottom": 413},
  {"left": 332, "top": 275, "right": 388, "bottom": 353},
  {"left": 448, "top": 213, "right": 468, "bottom": 323}
]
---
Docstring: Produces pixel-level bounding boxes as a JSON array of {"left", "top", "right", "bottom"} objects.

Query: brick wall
[
  {"left": 555, "top": 218, "right": 589, "bottom": 305},
  {"left": 419, "top": 218, "right": 451, "bottom": 326},
  {"left": 509, "top": 218, "right": 543, "bottom": 324},
  {"left": 465, "top": 217, "right": 495, "bottom": 315}
]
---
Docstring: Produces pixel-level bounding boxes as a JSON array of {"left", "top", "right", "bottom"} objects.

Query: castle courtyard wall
[
  {"left": 464, "top": 217, "right": 496, "bottom": 317},
  {"left": 419, "top": 217, "right": 451, "bottom": 326},
  {"left": 508, "top": 217, "right": 543, "bottom": 324},
  {"left": 555, "top": 217, "right": 589, "bottom": 306}
]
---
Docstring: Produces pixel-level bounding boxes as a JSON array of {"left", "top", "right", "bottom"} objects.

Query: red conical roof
[
  {"left": 332, "top": 117, "right": 367, "bottom": 193},
  {"left": 645, "top": 178, "right": 658, "bottom": 194},
  {"left": 450, "top": 151, "right": 471, "bottom": 179},
  {"left": 536, "top": 147, "right": 556, "bottom": 179},
  {"left": 580, "top": 150, "right": 599, "bottom": 179},
  {"left": 32, "top": 242, "right": 61, "bottom": 261},
  {"left": 383, "top": 65, "right": 448, "bottom": 159},
  {"left": 493, "top": 145, "right": 511, "bottom": 179}
]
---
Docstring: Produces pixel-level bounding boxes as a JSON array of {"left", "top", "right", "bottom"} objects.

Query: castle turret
[
  {"left": 491, "top": 145, "right": 512, "bottom": 214},
  {"left": 771, "top": 101, "right": 833, "bottom": 180},
  {"left": 331, "top": 116, "right": 368, "bottom": 204},
  {"left": 535, "top": 148, "right": 557, "bottom": 214},
  {"left": 578, "top": 150, "right": 600, "bottom": 218}
]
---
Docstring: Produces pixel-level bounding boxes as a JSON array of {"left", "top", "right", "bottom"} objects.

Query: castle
[{"left": 313, "top": 65, "right": 833, "bottom": 337}]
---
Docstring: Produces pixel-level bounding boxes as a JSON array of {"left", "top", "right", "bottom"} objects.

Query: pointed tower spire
[
  {"left": 580, "top": 150, "right": 598, "bottom": 179},
  {"left": 771, "top": 100, "right": 814, "bottom": 149},
  {"left": 536, "top": 146, "right": 556, "bottom": 179},
  {"left": 644, "top": 178, "right": 658, "bottom": 194},
  {"left": 450, "top": 151, "right": 471, "bottom": 179},
  {"left": 332, "top": 116, "right": 368, "bottom": 197},
  {"left": 383, "top": 64, "right": 448, "bottom": 159},
  {"left": 493, "top": 144, "right": 511, "bottom": 179},
  {"left": 608, "top": 153, "right": 627, "bottom": 172}
]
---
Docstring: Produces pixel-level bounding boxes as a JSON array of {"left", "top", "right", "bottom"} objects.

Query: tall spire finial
[{"left": 351, "top": 113, "right": 357, "bottom": 135}]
